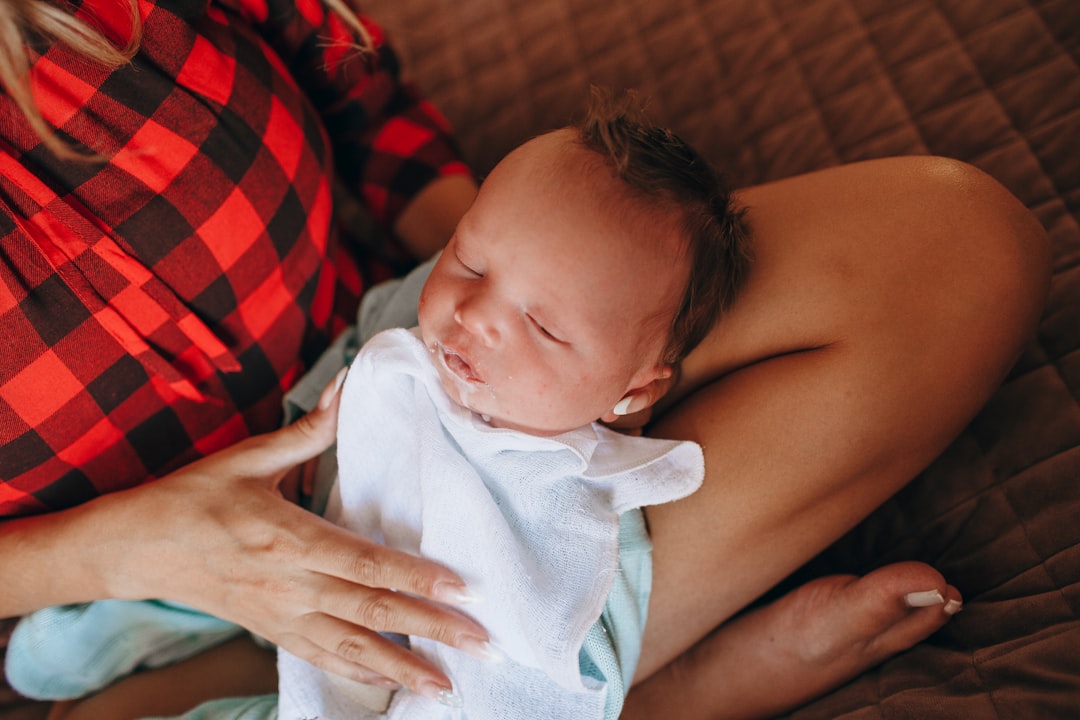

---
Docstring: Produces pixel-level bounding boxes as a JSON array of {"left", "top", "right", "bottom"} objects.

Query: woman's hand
[{"left": 95, "top": 373, "right": 490, "bottom": 698}]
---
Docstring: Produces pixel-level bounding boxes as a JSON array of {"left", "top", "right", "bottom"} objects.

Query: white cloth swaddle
[{"left": 278, "top": 327, "right": 704, "bottom": 720}]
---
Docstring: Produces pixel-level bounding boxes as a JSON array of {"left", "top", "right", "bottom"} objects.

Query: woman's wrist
[{"left": 0, "top": 491, "right": 132, "bottom": 616}]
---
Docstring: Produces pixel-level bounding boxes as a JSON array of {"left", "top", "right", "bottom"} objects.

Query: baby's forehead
[
  {"left": 500, "top": 129, "right": 603, "bottom": 180},
  {"left": 482, "top": 128, "right": 691, "bottom": 286}
]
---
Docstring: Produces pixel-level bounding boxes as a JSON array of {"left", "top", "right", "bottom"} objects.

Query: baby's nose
[{"left": 454, "top": 301, "right": 502, "bottom": 346}]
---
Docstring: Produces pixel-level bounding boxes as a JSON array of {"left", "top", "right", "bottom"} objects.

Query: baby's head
[{"left": 418, "top": 97, "right": 750, "bottom": 435}]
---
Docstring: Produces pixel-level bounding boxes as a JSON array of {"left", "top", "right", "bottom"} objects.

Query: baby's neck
[{"left": 481, "top": 411, "right": 592, "bottom": 438}]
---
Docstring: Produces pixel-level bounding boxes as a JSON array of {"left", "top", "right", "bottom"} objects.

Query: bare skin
[
  {"left": 44, "top": 637, "right": 277, "bottom": 720},
  {"left": 625, "top": 155, "right": 1050, "bottom": 716},
  {"left": 626, "top": 564, "right": 962, "bottom": 719},
  {"left": 5, "top": 158, "right": 1049, "bottom": 719},
  {"left": 394, "top": 175, "right": 481, "bottom": 260},
  {"left": 0, "top": 175, "right": 485, "bottom": 715}
]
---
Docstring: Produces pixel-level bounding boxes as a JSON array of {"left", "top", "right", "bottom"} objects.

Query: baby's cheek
[
  {"left": 523, "top": 380, "right": 559, "bottom": 415},
  {"left": 557, "top": 377, "right": 604, "bottom": 417}
]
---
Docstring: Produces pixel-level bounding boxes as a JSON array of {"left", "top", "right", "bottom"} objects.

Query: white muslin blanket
[{"left": 278, "top": 327, "right": 704, "bottom": 720}]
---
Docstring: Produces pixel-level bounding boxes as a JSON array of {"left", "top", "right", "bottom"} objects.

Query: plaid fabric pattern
[{"left": 0, "top": 0, "right": 469, "bottom": 516}]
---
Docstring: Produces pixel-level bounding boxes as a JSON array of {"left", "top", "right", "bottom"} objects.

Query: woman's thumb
[
  {"left": 248, "top": 368, "right": 346, "bottom": 477},
  {"left": 316, "top": 366, "right": 349, "bottom": 412},
  {"left": 289, "top": 366, "right": 347, "bottom": 446}
]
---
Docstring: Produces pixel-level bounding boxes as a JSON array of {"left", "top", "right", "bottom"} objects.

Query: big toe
[{"left": 849, "top": 561, "right": 962, "bottom": 659}]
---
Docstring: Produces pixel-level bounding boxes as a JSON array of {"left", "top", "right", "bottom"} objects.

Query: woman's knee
[{"left": 922, "top": 156, "right": 1050, "bottom": 353}]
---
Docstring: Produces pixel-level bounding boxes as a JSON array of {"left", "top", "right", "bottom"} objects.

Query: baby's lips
[
  {"left": 435, "top": 342, "right": 485, "bottom": 384},
  {"left": 444, "top": 350, "right": 481, "bottom": 382}
]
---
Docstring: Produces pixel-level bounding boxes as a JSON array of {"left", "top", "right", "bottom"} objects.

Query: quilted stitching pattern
[{"left": 364, "top": 0, "right": 1080, "bottom": 715}]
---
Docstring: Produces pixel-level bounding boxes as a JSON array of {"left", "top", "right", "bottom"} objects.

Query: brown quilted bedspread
[{"left": 363, "top": 0, "right": 1080, "bottom": 716}]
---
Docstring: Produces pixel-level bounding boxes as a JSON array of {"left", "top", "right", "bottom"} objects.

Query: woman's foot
[{"left": 624, "top": 561, "right": 961, "bottom": 720}]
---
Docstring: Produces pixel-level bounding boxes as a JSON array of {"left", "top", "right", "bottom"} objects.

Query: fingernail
[
  {"left": 318, "top": 367, "right": 349, "bottom": 410},
  {"left": 904, "top": 589, "right": 945, "bottom": 608},
  {"left": 434, "top": 581, "right": 481, "bottom": 605},
  {"left": 944, "top": 599, "right": 963, "bottom": 615},
  {"left": 458, "top": 636, "right": 505, "bottom": 663},
  {"left": 613, "top": 396, "right": 634, "bottom": 416},
  {"left": 417, "top": 681, "right": 464, "bottom": 708},
  {"left": 356, "top": 673, "right": 401, "bottom": 690}
]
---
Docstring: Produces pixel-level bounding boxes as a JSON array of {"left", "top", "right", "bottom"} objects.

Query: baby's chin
[
  {"left": 425, "top": 351, "right": 597, "bottom": 435},
  {"left": 433, "top": 381, "right": 533, "bottom": 433}
]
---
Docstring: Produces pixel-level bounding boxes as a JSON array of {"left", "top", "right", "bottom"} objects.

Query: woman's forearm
[
  {"left": 1, "top": 390, "right": 494, "bottom": 697},
  {"left": 393, "top": 174, "right": 478, "bottom": 260},
  {"left": 0, "top": 490, "right": 132, "bottom": 617}
]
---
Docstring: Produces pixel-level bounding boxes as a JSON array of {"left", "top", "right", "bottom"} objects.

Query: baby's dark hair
[{"left": 573, "top": 90, "right": 752, "bottom": 365}]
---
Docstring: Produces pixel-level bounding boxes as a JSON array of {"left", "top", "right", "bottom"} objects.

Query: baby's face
[{"left": 418, "top": 130, "right": 687, "bottom": 435}]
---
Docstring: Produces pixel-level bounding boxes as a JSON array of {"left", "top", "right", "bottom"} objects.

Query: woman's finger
[
  {"left": 302, "top": 522, "right": 480, "bottom": 609},
  {"left": 284, "top": 615, "right": 447, "bottom": 694},
  {"left": 309, "top": 576, "right": 491, "bottom": 655},
  {"left": 244, "top": 392, "right": 342, "bottom": 479},
  {"left": 183, "top": 370, "right": 345, "bottom": 488}
]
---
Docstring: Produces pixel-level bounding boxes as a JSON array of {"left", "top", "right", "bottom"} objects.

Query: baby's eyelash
[
  {"left": 456, "top": 254, "right": 482, "bottom": 276},
  {"left": 528, "top": 314, "right": 563, "bottom": 343}
]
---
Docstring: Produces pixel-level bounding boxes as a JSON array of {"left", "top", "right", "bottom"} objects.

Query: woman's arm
[
  {"left": 392, "top": 173, "right": 478, "bottom": 259},
  {"left": 217, "top": 0, "right": 475, "bottom": 259},
  {"left": 0, "top": 380, "right": 489, "bottom": 696}
]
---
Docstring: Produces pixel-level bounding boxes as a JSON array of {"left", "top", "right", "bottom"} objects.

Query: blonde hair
[
  {"left": 324, "top": 0, "right": 374, "bottom": 50},
  {"left": 0, "top": 0, "right": 371, "bottom": 159},
  {"left": 0, "top": 0, "right": 140, "bottom": 158}
]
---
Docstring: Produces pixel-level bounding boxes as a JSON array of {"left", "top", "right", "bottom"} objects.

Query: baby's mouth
[{"left": 438, "top": 345, "right": 483, "bottom": 384}]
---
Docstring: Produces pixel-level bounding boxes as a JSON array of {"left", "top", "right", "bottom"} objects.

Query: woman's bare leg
[
  {"left": 625, "top": 157, "right": 1050, "bottom": 716},
  {"left": 624, "top": 563, "right": 961, "bottom": 719}
]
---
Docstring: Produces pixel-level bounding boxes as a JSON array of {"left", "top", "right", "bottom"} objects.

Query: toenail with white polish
[
  {"left": 943, "top": 599, "right": 963, "bottom": 615},
  {"left": 904, "top": 589, "right": 945, "bottom": 608}
]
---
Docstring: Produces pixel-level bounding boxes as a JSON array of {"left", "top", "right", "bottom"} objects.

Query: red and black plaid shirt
[{"left": 0, "top": 0, "right": 469, "bottom": 516}]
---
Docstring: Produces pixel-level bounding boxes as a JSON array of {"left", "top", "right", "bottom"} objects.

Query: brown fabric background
[{"left": 361, "top": 0, "right": 1080, "bottom": 716}]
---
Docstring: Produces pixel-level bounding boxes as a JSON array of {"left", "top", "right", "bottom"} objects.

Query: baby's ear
[{"left": 600, "top": 364, "right": 677, "bottom": 429}]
